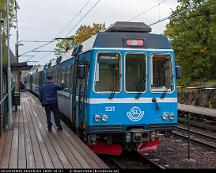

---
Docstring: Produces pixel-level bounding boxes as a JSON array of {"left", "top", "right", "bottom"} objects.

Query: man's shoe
[
  {"left": 57, "top": 127, "right": 63, "bottom": 131},
  {"left": 48, "top": 128, "right": 52, "bottom": 132}
]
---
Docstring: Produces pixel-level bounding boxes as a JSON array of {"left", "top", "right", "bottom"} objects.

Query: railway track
[
  {"left": 172, "top": 126, "right": 216, "bottom": 151},
  {"left": 100, "top": 151, "right": 164, "bottom": 169}
]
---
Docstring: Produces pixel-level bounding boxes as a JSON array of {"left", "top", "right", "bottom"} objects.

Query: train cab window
[
  {"left": 125, "top": 53, "right": 146, "bottom": 92},
  {"left": 151, "top": 54, "right": 174, "bottom": 92},
  {"left": 94, "top": 53, "right": 121, "bottom": 92}
]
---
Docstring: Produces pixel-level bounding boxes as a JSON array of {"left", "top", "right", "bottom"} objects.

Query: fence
[{"left": 0, "top": 94, "right": 8, "bottom": 137}]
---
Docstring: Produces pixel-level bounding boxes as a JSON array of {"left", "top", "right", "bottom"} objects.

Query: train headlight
[
  {"left": 162, "top": 113, "right": 168, "bottom": 120},
  {"left": 102, "top": 115, "right": 108, "bottom": 122},
  {"left": 169, "top": 113, "right": 175, "bottom": 120},
  {"left": 94, "top": 115, "right": 101, "bottom": 122}
]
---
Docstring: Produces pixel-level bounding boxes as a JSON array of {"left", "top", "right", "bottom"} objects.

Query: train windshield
[
  {"left": 125, "top": 53, "right": 146, "bottom": 92},
  {"left": 151, "top": 54, "right": 174, "bottom": 92},
  {"left": 94, "top": 53, "right": 121, "bottom": 92}
]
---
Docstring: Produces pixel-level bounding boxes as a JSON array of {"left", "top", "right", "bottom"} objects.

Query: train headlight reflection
[
  {"left": 102, "top": 115, "right": 108, "bottom": 122},
  {"left": 162, "top": 113, "right": 168, "bottom": 120},
  {"left": 94, "top": 115, "right": 101, "bottom": 122}
]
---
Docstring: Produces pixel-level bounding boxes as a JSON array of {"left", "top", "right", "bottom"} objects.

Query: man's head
[{"left": 46, "top": 76, "right": 53, "bottom": 82}]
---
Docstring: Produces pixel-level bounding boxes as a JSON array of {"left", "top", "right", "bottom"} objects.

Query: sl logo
[{"left": 127, "top": 106, "right": 144, "bottom": 122}]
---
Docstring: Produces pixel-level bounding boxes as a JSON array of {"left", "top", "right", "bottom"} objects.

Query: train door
[
  {"left": 30, "top": 75, "right": 33, "bottom": 91},
  {"left": 71, "top": 64, "right": 77, "bottom": 130},
  {"left": 77, "top": 61, "right": 89, "bottom": 136}
]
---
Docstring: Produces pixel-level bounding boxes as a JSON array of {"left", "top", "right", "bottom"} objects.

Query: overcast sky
[{"left": 10, "top": 0, "right": 179, "bottom": 65}]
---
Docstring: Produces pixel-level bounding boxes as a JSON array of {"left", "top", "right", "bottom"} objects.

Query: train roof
[
  {"left": 105, "top": 21, "right": 152, "bottom": 33},
  {"left": 81, "top": 21, "right": 172, "bottom": 52}
]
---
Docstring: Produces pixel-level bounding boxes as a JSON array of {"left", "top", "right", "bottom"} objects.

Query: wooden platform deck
[
  {"left": 0, "top": 91, "right": 109, "bottom": 169},
  {"left": 178, "top": 103, "right": 216, "bottom": 118}
]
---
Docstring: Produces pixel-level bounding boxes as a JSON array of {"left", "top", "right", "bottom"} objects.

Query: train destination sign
[{"left": 126, "top": 39, "right": 144, "bottom": 47}]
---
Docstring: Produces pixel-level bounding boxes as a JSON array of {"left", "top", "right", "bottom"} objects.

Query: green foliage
[
  {"left": 164, "top": 0, "right": 216, "bottom": 85},
  {"left": 55, "top": 23, "right": 105, "bottom": 56},
  {"left": 0, "top": 0, "right": 18, "bottom": 63},
  {"left": 54, "top": 36, "right": 76, "bottom": 57},
  {"left": 75, "top": 23, "right": 105, "bottom": 44}
]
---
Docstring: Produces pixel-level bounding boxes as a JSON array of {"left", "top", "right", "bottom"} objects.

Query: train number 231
[{"left": 105, "top": 106, "right": 115, "bottom": 112}]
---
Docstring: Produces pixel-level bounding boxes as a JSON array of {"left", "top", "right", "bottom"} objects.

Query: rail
[{"left": 0, "top": 94, "right": 8, "bottom": 137}]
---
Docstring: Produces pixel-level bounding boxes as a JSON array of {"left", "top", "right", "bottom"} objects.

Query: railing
[
  {"left": 0, "top": 94, "right": 8, "bottom": 137},
  {"left": 177, "top": 86, "right": 216, "bottom": 109}
]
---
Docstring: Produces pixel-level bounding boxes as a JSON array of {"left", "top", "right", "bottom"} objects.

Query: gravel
[{"left": 145, "top": 135, "right": 216, "bottom": 169}]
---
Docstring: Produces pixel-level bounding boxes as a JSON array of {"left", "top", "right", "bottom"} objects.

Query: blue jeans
[{"left": 44, "top": 103, "right": 62, "bottom": 129}]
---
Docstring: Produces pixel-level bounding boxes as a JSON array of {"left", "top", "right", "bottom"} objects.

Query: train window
[
  {"left": 151, "top": 54, "right": 174, "bottom": 92},
  {"left": 57, "top": 68, "right": 62, "bottom": 84},
  {"left": 65, "top": 67, "right": 70, "bottom": 88},
  {"left": 94, "top": 52, "right": 121, "bottom": 92},
  {"left": 125, "top": 53, "right": 146, "bottom": 92}
]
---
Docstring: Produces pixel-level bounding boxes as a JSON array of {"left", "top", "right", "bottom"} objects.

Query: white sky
[{"left": 10, "top": 0, "right": 179, "bottom": 65}]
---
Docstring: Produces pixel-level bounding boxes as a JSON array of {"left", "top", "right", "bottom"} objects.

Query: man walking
[{"left": 39, "top": 76, "right": 64, "bottom": 131}]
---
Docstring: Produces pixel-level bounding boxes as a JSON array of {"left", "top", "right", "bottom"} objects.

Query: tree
[
  {"left": 55, "top": 23, "right": 105, "bottom": 56},
  {"left": 75, "top": 23, "right": 105, "bottom": 44},
  {"left": 0, "top": 0, "right": 18, "bottom": 63},
  {"left": 54, "top": 36, "right": 76, "bottom": 57},
  {"left": 164, "top": 0, "right": 216, "bottom": 85}
]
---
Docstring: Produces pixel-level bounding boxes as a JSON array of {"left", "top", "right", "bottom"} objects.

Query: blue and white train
[{"left": 26, "top": 22, "right": 181, "bottom": 155}]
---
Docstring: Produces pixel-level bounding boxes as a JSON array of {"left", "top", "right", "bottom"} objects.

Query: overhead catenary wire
[
  {"left": 128, "top": 0, "right": 168, "bottom": 21},
  {"left": 19, "top": 41, "right": 54, "bottom": 57},
  {"left": 149, "top": 7, "right": 216, "bottom": 26},
  {"left": 55, "top": 0, "right": 93, "bottom": 36},
  {"left": 20, "top": 40, "right": 52, "bottom": 43},
  {"left": 22, "top": 0, "right": 98, "bottom": 63},
  {"left": 66, "top": 0, "right": 102, "bottom": 37}
]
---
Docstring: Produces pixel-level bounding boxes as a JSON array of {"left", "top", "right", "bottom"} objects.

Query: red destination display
[{"left": 126, "top": 39, "right": 144, "bottom": 46}]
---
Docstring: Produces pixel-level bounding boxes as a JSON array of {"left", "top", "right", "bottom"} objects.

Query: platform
[
  {"left": 0, "top": 92, "right": 109, "bottom": 169},
  {"left": 178, "top": 103, "right": 216, "bottom": 118}
]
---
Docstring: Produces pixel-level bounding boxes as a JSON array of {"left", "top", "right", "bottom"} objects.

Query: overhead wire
[
  {"left": 128, "top": 0, "right": 168, "bottom": 21},
  {"left": 21, "top": 0, "right": 98, "bottom": 63},
  {"left": 66, "top": 0, "right": 102, "bottom": 37},
  {"left": 55, "top": 0, "right": 93, "bottom": 36},
  {"left": 19, "top": 41, "right": 54, "bottom": 57}
]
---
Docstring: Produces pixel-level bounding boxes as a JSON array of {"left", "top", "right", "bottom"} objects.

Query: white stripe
[
  {"left": 93, "top": 47, "right": 174, "bottom": 52},
  {"left": 81, "top": 97, "right": 177, "bottom": 104}
]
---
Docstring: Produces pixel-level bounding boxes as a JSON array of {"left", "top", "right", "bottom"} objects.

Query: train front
[{"left": 85, "top": 22, "right": 179, "bottom": 155}]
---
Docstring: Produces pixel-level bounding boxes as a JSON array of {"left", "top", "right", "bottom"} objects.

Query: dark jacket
[{"left": 39, "top": 82, "right": 64, "bottom": 106}]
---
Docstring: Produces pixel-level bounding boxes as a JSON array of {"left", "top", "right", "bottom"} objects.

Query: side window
[{"left": 65, "top": 67, "right": 70, "bottom": 88}]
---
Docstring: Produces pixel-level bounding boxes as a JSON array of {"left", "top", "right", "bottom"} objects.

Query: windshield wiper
[
  {"left": 160, "top": 75, "right": 174, "bottom": 99},
  {"left": 109, "top": 87, "right": 115, "bottom": 100},
  {"left": 135, "top": 76, "right": 145, "bottom": 99},
  {"left": 109, "top": 66, "right": 118, "bottom": 100},
  {"left": 160, "top": 87, "right": 168, "bottom": 99}
]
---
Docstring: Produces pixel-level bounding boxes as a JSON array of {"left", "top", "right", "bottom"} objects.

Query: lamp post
[
  {"left": 0, "top": 12, "right": 3, "bottom": 130},
  {"left": 6, "top": 0, "right": 13, "bottom": 129}
]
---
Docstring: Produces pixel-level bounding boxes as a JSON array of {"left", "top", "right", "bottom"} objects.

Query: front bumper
[{"left": 86, "top": 123, "right": 177, "bottom": 134}]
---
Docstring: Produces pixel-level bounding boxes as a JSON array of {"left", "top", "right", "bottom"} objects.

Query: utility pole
[
  {"left": 6, "top": 0, "right": 13, "bottom": 129},
  {"left": 15, "top": 0, "right": 19, "bottom": 62},
  {"left": 0, "top": 12, "right": 3, "bottom": 129}
]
